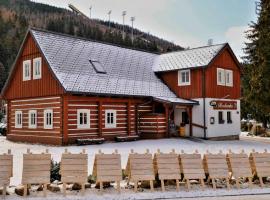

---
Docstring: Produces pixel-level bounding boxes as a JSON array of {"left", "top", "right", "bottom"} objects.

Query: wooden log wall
[
  {"left": 139, "top": 113, "right": 166, "bottom": 138},
  {"left": 139, "top": 114, "right": 166, "bottom": 133},
  {"left": 65, "top": 95, "right": 146, "bottom": 143},
  {"left": 7, "top": 96, "right": 62, "bottom": 145}
]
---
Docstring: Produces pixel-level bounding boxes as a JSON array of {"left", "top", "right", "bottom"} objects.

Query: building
[{"left": 0, "top": 28, "right": 241, "bottom": 145}]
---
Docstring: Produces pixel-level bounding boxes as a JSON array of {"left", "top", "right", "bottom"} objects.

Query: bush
[
  {"left": 0, "top": 112, "right": 3, "bottom": 122},
  {"left": 50, "top": 160, "right": 61, "bottom": 183},
  {"left": 241, "top": 123, "right": 248, "bottom": 131},
  {"left": 87, "top": 174, "right": 96, "bottom": 184}
]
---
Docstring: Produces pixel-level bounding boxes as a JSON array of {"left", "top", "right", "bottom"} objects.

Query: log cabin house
[{"left": 0, "top": 28, "right": 241, "bottom": 145}]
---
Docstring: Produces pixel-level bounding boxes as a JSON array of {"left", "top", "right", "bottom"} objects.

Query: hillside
[{"left": 0, "top": 0, "right": 184, "bottom": 91}]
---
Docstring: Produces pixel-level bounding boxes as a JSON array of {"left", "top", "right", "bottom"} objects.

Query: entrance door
[{"left": 174, "top": 108, "right": 190, "bottom": 136}]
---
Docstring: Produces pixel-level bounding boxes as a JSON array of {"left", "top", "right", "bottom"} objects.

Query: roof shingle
[{"left": 153, "top": 44, "right": 226, "bottom": 72}]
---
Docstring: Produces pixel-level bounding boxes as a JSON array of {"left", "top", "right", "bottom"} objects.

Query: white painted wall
[
  {"left": 191, "top": 99, "right": 205, "bottom": 138},
  {"left": 174, "top": 108, "right": 190, "bottom": 136},
  {"left": 192, "top": 98, "right": 241, "bottom": 138}
]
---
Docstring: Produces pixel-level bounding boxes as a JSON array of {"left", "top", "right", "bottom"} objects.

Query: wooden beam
[
  {"left": 188, "top": 106, "right": 193, "bottom": 137},
  {"left": 164, "top": 104, "right": 169, "bottom": 137},
  {"left": 67, "top": 95, "right": 144, "bottom": 103},
  {"left": 135, "top": 104, "right": 139, "bottom": 134},
  {"left": 7, "top": 100, "right": 10, "bottom": 137},
  {"left": 127, "top": 100, "right": 131, "bottom": 136},
  {"left": 98, "top": 100, "right": 103, "bottom": 137},
  {"left": 62, "top": 95, "right": 69, "bottom": 145}
]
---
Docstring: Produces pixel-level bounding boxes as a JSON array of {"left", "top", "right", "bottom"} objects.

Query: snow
[
  {"left": 4, "top": 185, "right": 270, "bottom": 200},
  {"left": 1, "top": 136, "right": 270, "bottom": 199}
]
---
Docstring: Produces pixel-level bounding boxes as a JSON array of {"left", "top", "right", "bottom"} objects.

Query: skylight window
[{"left": 89, "top": 60, "right": 106, "bottom": 74}]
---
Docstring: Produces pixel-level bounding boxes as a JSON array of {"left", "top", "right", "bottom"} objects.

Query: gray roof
[
  {"left": 28, "top": 29, "right": 230, "bottom": 105},
  {"left": 31, "top": 29, "right": 186, "bottom": 101},
  {"left": 153, "top": 43, "right": 226, "bottom": 72}
]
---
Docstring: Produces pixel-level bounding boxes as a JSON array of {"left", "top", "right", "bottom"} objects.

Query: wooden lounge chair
[
  {"left": 60, "top": 149, "right": 88, "bottom": 196},
  {"left": 203, "top": 150, "right": 230, "bottom": 189},
  {"left": 126, "top": 149, "right": 155, "bottom": 192},
  {"left": 154, "top": 149, "right": 180, "bottom": 191},
  {"left": 226, "top": 149, "right": 253, "bottom": 189},
  {"left": 249, "top": 149, "right": 270, "bottom": 187},
  {"left": 93, "top": 149, "right": 122, "bottom": 193},
  {"left": 0, "top": 149, "right": 13, "bottom": 197},
  {"left": 179, "top": 150, "right": 205, "bottom": 190},
  {"left": 22, "top": 149, "right": 51, "bottom": 197}
]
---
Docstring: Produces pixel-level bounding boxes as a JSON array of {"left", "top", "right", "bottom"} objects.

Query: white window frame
[
  {"left": 217, "top": 68, "right": 225, "bottom": 86},
  {"left": 77, "top": 109, "right": 90, "bottom": 129},
  {"left": 33, "top": 57, "right": 42, "bottom": 79},
  {"left": 23, "top": 60, "right": 31, "bottom": 81},
  {"left": 44, "top": 109, "right": 53, "bottom": 129},
  {"left": 105, "top": 110, "right": 117, "bottom": 128},
  {"left": 178, "top": 69, "right": 191, "bottom": 86},
  {"left": 28, "top": 110, "right": 37, "bottom": 129},
  {"left": 225, "top": 69, "right": 233, "bottom": 87},
  {"left": 15, "top": 111, "right": 23, "bottom": 128}
]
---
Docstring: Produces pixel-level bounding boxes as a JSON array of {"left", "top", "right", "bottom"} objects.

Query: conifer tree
[{"left": 243, "top": 0, "right": 270, "bottom": 127}]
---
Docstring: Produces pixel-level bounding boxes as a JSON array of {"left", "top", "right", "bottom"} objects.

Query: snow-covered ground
[
  {"left": 1, "top": 136, "right": 270, "bottom": 199},
  {"left": 1, "top": 136, "right": 270, "bottom": 187},
  {"left": 4, "top": 187, "right": 270, "bottom": 200}
]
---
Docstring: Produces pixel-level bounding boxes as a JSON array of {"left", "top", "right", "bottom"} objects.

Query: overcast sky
[{"left": 32, "top": 0, "right": 257, "bottom": 60}]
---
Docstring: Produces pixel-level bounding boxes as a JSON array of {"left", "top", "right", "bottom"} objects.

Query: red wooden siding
[
  {"left": 7, "top": 96, "right": 63, "bottom": 145},
  {"left": 160, "top": 68, "right": 203, "bottom": 99},
  {"left": 160, "top": 48, "right": 241, "bottom": 99},
  {"left": 205, "top": 49, "right": 241, "bottom": 99},
  {"left": 4, "top": 34, "right": 64, "bottom": 100}
]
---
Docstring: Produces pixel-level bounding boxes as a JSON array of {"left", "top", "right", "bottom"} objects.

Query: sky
[{"left": 32, "top": 0, "right": 258, "bottom": 60}]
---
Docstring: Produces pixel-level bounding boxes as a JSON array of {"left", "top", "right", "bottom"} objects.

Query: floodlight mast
[
  {"left": 131, "top": 16, "right": 135, "bottom": 44},
  {"left": 89, "top": 6, "right": 92, "bottom": 18},
  {"left": 108, "top": 10, "right": 112, "bottom": 29},
  {"left": 122, "top": 11, "right": 127, "bottom": 39}
]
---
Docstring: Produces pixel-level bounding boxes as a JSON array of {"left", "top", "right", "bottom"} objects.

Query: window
[
  {"left": 89, "top": 60, "right": 106, "bottom": 74},
  {"left": 225, "top": 70, "right": 233, "bottom": 87},
  {"left": 23, "top": 60, "right": 31, "bottom": 81},
  {"left": 178, "top": 70, "right": 191, "bottom": 86},
  {"left": 218, "top": 111, "right": 224, "bottom": 124},
  {"left": 28, "top": 110, "right": 37, "bottom": 129},
  {"left": 33, "top": 57, "right": 42, "bottom": 79},
  {"left": 217, "top": 68, "right": 233, "bottom": 86},
  {"left": 217, "top": 68, "right": 225, "bottom": 86},
  {"left": 15, "top": 111, "right": 22, "bottom": 128},
  {"left": 77, "top": 109, "right": 90, "bottom": 129},
  {"left": 227, "top": 111, "right": 232, "bottom": 124},
  {"left": 105, "top": 110, "right": 116, "bottom": 128},
  {"left": 44, "top": 109, "right": 53, "bottom": 129}
]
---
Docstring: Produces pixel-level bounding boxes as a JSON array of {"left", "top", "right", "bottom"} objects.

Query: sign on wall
[{"left": 210, "top": 100, "right": 237, "bottom": 110}]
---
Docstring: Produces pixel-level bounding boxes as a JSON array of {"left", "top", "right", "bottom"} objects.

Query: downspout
[{"left": 202, "top": 68, "right": 207, "bottom": 139}]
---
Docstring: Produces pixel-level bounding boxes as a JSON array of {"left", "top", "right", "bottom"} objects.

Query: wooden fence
[{"left": 1, "top": 149, "right": 270, "bottom": 197}]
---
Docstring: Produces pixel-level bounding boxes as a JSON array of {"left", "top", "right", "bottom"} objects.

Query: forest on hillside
[{"left": 0, "top": 0, "right": 183, "bottom": 91}]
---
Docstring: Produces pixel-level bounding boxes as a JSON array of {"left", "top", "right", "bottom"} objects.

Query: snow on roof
[
  {"left": 29, "top": 29, "right": 227, "bottom": 104},
  {"left": 153, "top": 43, "right": 226, "bottom": 72},
  {"left": 31, "top": 29, "right": 180, "bottom": 100},
  {"left": 153, "top": 96, "right": 198, "bottom": 105}
]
